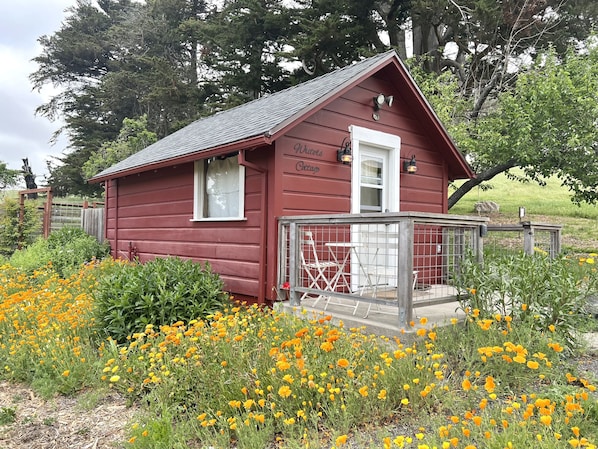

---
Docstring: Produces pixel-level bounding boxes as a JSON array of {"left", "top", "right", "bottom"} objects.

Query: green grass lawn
[{"left": 450, "top": 170, "right": 598, "bottom": 252}]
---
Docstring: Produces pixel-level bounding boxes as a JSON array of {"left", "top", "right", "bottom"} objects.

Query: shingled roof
[{"left": 90, "top": 51, "right": 399, "bottom": 181}]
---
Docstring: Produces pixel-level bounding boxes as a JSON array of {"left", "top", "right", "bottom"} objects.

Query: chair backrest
[{"left": 301, "top": 231, "right": 320, "bottom": 266}]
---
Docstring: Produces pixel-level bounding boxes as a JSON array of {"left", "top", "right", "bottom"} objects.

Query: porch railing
[
  {"left": 485, "top": 222, "right": 562, "bottom": 258},
  {"left": 277, "top": 212, "right": 488, "bottom": 327}
]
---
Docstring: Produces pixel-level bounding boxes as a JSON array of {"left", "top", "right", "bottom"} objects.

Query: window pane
[
  {"left": 206, "top": 156, "right": 239, "bottom": 217},
  {"left": 360, "top": 157, "right": 382, "bottom": 186},
  {"left": 360, "top": 154, "right": 383, "bottom": 213},
  {"left": 360, "top": 186, "right": 382, "bottom": 212}
]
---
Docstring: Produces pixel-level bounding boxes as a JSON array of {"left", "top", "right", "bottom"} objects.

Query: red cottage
[{"left": 89, "top": 50, "right": 474, "bottom": 306}]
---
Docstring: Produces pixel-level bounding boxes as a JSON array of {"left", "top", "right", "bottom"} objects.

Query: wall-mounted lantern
[
  {"left": 403, "top": 155, "right": 417, "bottom": 174},
  {"left": 337, "top": 137, "right": 352, "bottom": 165},
  {"left": 372, "top": 94, "right": 394, "bottom": 121}
]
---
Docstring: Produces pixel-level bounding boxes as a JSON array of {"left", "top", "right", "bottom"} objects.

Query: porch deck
[{"left": 279, "top": 284, "right": 466, "bottom": 338}]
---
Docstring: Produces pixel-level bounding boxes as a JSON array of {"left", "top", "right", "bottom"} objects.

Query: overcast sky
[{"left": 0, "top": 0, "right": 76, "bottom": 185}]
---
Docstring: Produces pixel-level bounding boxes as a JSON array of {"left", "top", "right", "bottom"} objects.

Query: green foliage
[
  {"left": 454, "top": 252, "right": 597, "bottom": 349},
  {"left": 32, "top": 0, "right": 598, "bottom": 199},
  {"left": 46, "top": 147, "right": 105, "bottom": 198},
  {"left": 0, "top": 197, "right": 41, "bottom": 257},
  {"left": 446, "top": 42, "right": 598, "bottom": 207},
  {"left": 0, "top": 261, "right": 107, "bottom": 397},
  {"left": 9, "top": 227, "right": 110, "bottom": 277},
  {"left": 0, "top": 406, "right": 16, "bottom": 425},
  {"left": 200, "top": 0, "right": 295, "bottom": 103},
  {"left": 92, "top": 257, "right": 230, "bottom": 342},
  {"left": 104, "top": 307, "right": 448, "bottom": 447},
  {"left": 0, "top": 161, "right": 20, "bottom": 190},
  {"left": 82, "top": 115, "right": 157, "bottom": 179},
  {"left": 34, "top": 0, "right": 208, "bottom": 196},
  {"left": 2, "top": 261, "right": 598, "bottom": 446}
]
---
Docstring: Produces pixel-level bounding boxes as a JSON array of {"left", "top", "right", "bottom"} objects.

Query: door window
[{"left": 359, "top": 152, "right": 385, "bottom": 213}]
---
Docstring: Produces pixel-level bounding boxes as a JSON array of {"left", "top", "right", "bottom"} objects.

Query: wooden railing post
[
  {"left": 550, "top": 228, "right": 561, "bottom": 258},
  {"left": 521, "top": 221, "right": 534, "bottom": 256},
  {"left": 288, "top": 222, "right": 300, "bottom": 306},
  {"left": 396, "top": 218, "right": 414, "bottom": 328}
]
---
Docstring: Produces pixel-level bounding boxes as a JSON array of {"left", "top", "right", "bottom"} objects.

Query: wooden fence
[{"left": 17, "top": 188, "right": 105, "bottom": 242}]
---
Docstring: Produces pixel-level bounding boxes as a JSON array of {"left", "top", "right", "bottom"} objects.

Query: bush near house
[
  {"left": 455, "top": 252, "right": 598, "bottom": 350},
  {"left": 92, "top": 256, "right": 231, "bottom": 343}
]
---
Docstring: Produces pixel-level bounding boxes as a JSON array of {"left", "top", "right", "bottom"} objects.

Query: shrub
[
  {"left": 93, "top": 256, "right": 230, "bottom": 342},
  {"left": 9, "top": 226, "right": 110, "bottom": 277},
  {"left": 0, "top": 197, "right": 41, "bottom": 256},
  {"left": 454, "top": 252, "right": 596, "bottom": 349}
]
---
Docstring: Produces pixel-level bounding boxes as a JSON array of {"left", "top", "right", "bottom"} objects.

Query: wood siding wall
[
  {"left": 273, "top": 73, "right": 448, "bottom": 220},
  {"left": 105, "top": 161, "right": 265, "bottom": 297},
  {"left": 265, "top": 74, "right": 451, "bottom": 298}
]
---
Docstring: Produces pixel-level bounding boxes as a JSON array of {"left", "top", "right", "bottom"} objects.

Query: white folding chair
[{"left": 300, "top": 231, "right": 341, "bottom": 307}]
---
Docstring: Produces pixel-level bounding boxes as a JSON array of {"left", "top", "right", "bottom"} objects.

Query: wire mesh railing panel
[
  {"left": 50, "top": 203, "right": 84, "bottom": 232},
  {"left": 484, "top": 230, "right": 523, "bottom": 255},
  {"left": 485, "top": 223, "right": 562, "bottom": 258},
  {"left": 278, "top": 213, "right": 488, "bottom": 325}
]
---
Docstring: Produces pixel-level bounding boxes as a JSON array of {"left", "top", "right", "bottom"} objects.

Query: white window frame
[{"left": 192, "top": 155, "right": 246, "bottom": 222}]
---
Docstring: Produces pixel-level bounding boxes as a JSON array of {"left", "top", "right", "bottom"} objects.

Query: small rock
[
  {"left": 474, "top": 201, "right": 500, "bottom": 214},
  {"left": 586, "top": 295, "right": 598, "bottom": 317}
]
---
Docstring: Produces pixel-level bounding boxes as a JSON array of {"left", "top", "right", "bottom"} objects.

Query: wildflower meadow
[{"left": 0, "top": 252, "right": 597, "bottom": 448}]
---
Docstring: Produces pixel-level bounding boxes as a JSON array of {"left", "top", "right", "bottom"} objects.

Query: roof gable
[{"left": 90, "top": 50, "right": 472, "bottom": 182}]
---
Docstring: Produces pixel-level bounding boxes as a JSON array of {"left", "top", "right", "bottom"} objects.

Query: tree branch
[{"left": 448, "top": 160, "right": 517, "bottom": 209}]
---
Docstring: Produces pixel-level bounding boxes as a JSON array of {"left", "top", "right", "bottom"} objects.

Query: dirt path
[{"left": 0, "top": 382, "right": 136, "bottom": 449}]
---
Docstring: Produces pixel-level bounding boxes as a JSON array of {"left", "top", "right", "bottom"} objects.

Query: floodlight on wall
[
  {"left": 372, "top": 94, "right": 394, "bottom": 120},
  {"left": 403, "top": 155, "right": 417, "bottom": 174},
  {"left": 337, "top": 137, "right": 352, "bottom": 165}
]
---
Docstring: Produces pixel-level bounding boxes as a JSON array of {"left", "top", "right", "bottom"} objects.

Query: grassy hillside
[{"left": 450, "top": 170, "right": 598, "bottom": 253}]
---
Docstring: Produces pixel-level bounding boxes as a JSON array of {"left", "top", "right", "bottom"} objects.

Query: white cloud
[{"left": 0, "top": 0, "right": 75, "bottom": 185}]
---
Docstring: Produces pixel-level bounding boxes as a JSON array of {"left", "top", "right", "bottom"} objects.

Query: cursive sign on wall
[
  {"left": 294, "top": 142, "right": 323, "bottom": 157},
  {"left": 292, "top": 142, "right": 324, "bottom": 175},
  {"left": 295, "top": 161, "right": 320, "bottom": 174}
]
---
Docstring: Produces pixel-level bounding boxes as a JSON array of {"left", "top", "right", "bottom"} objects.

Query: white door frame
[{"left": 349, "top": 125, "right": 401, "bottom": 213}]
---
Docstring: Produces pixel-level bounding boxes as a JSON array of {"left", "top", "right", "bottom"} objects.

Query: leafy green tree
[
  {"left": 32, "top": 0, "right": 209, "bottom": 196},
  {"left": 199, "top": 0, "right": 295, "bottom": 104},
  {"left": 422, "top": 44, "right": 598, "bottom": 208},
  {"left": 30, "top": 0, "right": 598, "bottom": 206},
  {"left": 288, "top": 0, "right": 383, "bottom": 76},
  {"left": 82, "top": 115, "right": 157, "bottom": 179},
  {"left": 46, "top": 148, "right": 104, "bottom": 198},
  {"left": 0, "top": 162, "right": 20, "bottom": 191}
]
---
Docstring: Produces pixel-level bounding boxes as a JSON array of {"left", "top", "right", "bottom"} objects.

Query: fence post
[
  {"left": 44, "top": 189, "right": 53, "bottom": 238},
  {"left": 522, "top": 221, "right": 534, "bottom": 256},
  {"left": 550, "top": 228, "right": 561, "bottom": 259}
]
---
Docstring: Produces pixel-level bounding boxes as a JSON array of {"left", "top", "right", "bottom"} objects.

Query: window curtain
[{"left": 206, "top": 156, "right": 239, "bottom": 217}]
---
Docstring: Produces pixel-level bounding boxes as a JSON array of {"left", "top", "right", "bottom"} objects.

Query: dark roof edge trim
[
  {"left": 88, "top": 134, "right": 271, "bottom": 184},
  {"left": 391, "top": 58, "right": 474, "bottom": 179},
  {"left": 266, "top": 51, "right": 398, "bottom": 139}
]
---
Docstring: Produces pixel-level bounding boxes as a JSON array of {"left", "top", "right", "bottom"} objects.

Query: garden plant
[{"left": 0, "top": 250, "right": 597, "bottom": 448}]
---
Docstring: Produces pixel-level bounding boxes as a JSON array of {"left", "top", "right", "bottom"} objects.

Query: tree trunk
[{"left": 448, "top": 160, "right": 517, "bottom": 209}]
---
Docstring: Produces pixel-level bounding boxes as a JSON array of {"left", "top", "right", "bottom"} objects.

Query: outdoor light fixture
[
  {"left": 403, "top": 155, "right": 417, "bottom": 174},
  {"left": 337, "top": 137, "right": 352, "bottom": 165},
  {"left": 372, "top": 94, "right": 394, "bottom": 120}
]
